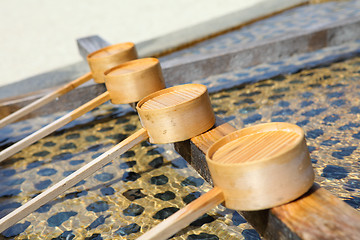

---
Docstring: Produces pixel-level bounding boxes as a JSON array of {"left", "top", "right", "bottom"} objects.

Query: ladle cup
[
  {"left": 0, "top": 83, "right": 215, "bottom": 233},
  {"left": 0, "top": 58, "right": 165, "bottom": 162},
  {"left": 0, "top": 42, "right": 137, "bottom": 128},
  {"left": 137, "top": 122, "right": 315, "bottom": 240}
]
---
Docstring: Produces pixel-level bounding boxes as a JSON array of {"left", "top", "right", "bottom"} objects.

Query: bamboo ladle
[
  {"left": 0, "top": 42, "right": 137, "bottom": 129},
  {"left": 0, "top": 83, "right": 215, "bottom": 233},
  {"left": 137, "top": 122, "right": 315, "bottom": 240},
  {"left": 0, "top": 58, "right": 165, "bottom": 162}
]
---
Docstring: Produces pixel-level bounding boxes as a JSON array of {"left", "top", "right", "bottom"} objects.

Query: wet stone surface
[
  {"left": 0, "top": 102, "right": 249, "bottom": 239},
  {"left": 1, "top": 55, "right": 360, "bottom": 239},
  {"left": 161, "top": 1, "right": 360, "bottom": 61},
  {"left": 210, "top": 56, "right": 360, "bottom": 205}
]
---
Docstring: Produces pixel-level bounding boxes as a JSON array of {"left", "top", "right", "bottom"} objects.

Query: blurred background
[{"left": 0, "top": 0, "right": 305, "bottom": 88}]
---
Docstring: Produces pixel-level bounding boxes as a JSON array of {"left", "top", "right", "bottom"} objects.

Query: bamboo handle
[
  {"left": 0, "top": 128, "right": 149, "bottom": 233},
  {"left": 0, "top": 91, "right": 110, "bottom": 163},
  {"left": 137, "top": 187, "right": 224, "bottom": 240},
  {"left": 0, "top": 72, "right": 93, "bottom": 129}
]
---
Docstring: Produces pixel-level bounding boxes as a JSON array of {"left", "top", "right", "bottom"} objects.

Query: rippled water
[{"left": 1, "top": 56, "right": 360, "bottom": 239}]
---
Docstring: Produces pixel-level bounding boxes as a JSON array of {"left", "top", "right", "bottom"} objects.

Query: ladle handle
[
  {"left": 0, "top": 91, "right": 110, "bottom": 163},
  {"left": 0, "top": 72, "right": 93, "bottom": 129},
  {"left": 137, "top": 186, "right": 224, "bottom": 240},
  {"left": 0, "top": 127, "right": 149, "bottom": 233}
]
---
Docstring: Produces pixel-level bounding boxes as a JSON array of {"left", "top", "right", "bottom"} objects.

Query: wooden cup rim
[
  {"left": 206, "top": 122, "right": 305, "bottom": 167},
  {"left": 136, "top": 84, "right": 208, "bottom": 112},
  {"left": 86, "top": 42, "right": 135, "bottom": 61},
  {"left": 104, "top": 58, "right": 159, "bottom": 77}
]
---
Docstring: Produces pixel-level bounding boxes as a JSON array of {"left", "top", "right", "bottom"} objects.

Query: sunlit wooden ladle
[
  {"left": 0, "top": 42, "right": 137, "bottom": 129},
  {"left": 0, "top": 58, "right": 165, "bottom": 163},
  {"left": 137, "top": 122, "right": 315, "bottom": 240},
  {"left": 0, "top": 83, "right": 215, "bottom": 233}
]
